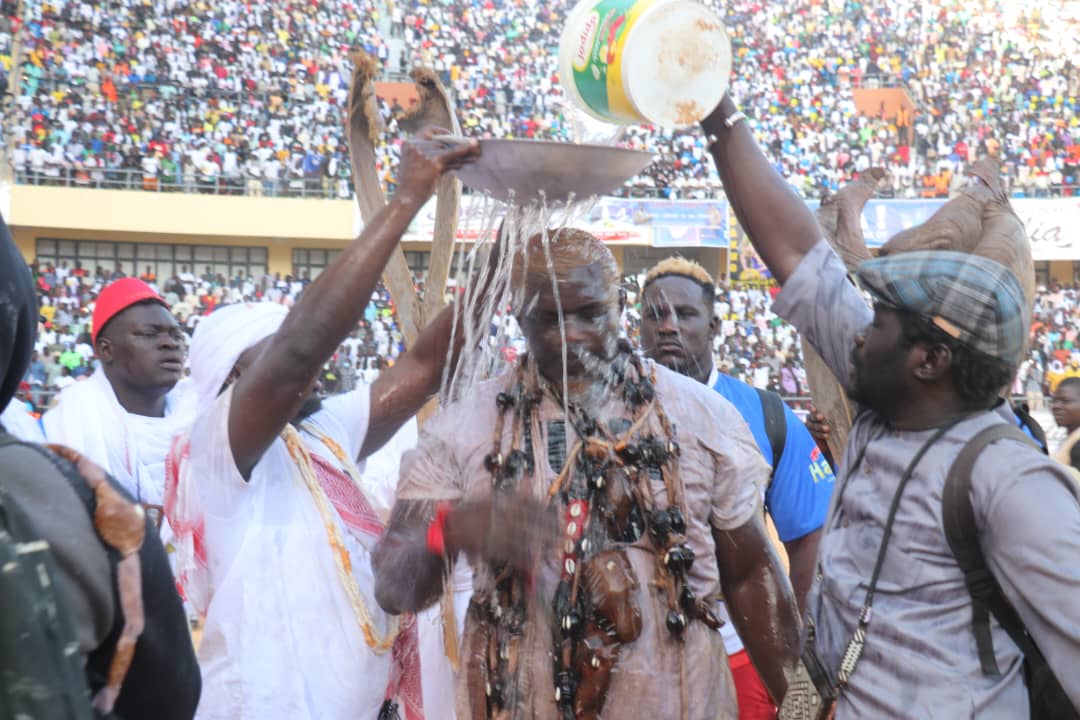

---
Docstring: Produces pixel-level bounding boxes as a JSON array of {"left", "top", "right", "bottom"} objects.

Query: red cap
[{"left": 92, "top": 278, "right": 168, "bottom": 344}]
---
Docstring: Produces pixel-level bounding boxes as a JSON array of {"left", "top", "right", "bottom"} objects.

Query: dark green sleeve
[
  {"left": 0, "top": 442, "right": 115, "bottom": 654},
  {"left": 5, "top": 439, "right": 201, "bottom": 719}
]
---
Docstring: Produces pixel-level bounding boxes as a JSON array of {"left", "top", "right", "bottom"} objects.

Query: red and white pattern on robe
[
  {"left": 310, "top": 451, "right": 424, "bottom": 720},
  {"left": 164, "top": 433, "right": 209, "bottom": 613}
]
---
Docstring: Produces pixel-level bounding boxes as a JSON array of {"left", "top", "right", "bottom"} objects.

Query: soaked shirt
[
  {"left": 396, "top": 360, "right": 769, "bottom": 720},
  {"left": 774, "top": 241, "right": 1080, "bottom": 717}
]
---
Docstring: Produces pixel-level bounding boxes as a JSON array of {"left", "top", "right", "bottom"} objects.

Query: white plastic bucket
[{"left": 559, "top": 0, "right": 732, "bottom": 126}]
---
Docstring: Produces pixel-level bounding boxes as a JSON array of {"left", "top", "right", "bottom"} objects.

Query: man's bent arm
[
  {"left": 230, "top": 197, "right": 428, "bottom": 476},
  {"left": 701, "top": 95, "right": 821, "bottom": 286},
  {"left": 362, "top": 306, "right": 456, "bottom": 459},
  {"left": 375, "top": 492, "right": 555, "bottom": 614},
  {"left": 783, "top": 528, "right": 821, "bottom": 614},
  {"left": 229, "top": 137, "right": 479, "bottom": 477},
  {"left": 715, "top": 515, "right": 801, "bottom": 703},
  {"left": 363, "top": 247, "right": 500, "bottom": 459}
]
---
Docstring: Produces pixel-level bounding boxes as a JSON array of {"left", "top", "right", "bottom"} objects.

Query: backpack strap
[
  {"left": 942, "top": 423, "right": 1044, "bottom": 677},
  {"left": 755, "top": 388, "right": 787, "bottom": 479},
  {"left": 45, "top": 444, "right": 146, "bottom": 714},
  {"left": 1010, "top": 400, "right": 1049, "bottom": 454}
]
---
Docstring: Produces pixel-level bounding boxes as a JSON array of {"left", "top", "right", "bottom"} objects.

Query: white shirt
[
  {"left": 704, "top": 366, "right": 762, "bottom": 657},
  {"left": 43, "top": 372, "right": 196, "bottom": 507},
  {"left": 187, "top": 385, "right": 394, "bottom": 720}
]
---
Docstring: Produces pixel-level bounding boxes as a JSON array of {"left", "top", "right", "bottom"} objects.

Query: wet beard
[
  {"left": 289, "top": 395, "right": 324, "bottom": 427},
  {"left": 659, "top": 352, "right": 710, "bottom": 385}
]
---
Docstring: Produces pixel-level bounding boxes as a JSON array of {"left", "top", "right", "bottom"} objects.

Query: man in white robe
[
  {"left": 44, "top": 277, "right": 196, "bottom": 522},
  {"left": 165, "top": 135, "right": 482, "bottom": 720}
]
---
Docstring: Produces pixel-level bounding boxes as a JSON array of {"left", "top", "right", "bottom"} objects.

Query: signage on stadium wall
[
  {"left": 397, "top": 196, "right": 728, "bottom": 247},
  {"left": 1013, "top": 198, "right": 1080, "bottom": 261},
  {"left": 597, "top": 199, "right": 729, "bottom": 247},
  {"left": 388, "top": 194, "right": 1080, "bottom": 261},
  {"left": 847, "top": 198, "right": 1080, "bottom": 261},
  {"left": 400, "top": 194, "right": 660, "bottom": 245},
  {"left": 846, "top": 199, "right": 945, "bottom": 248}
]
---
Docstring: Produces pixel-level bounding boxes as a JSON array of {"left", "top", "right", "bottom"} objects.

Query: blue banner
[
  {"left": 595, "top": 198, "right": 730, "bottom": 247},
  {"left": 853, "top": 199, "right": 946, "bottom": 248}
]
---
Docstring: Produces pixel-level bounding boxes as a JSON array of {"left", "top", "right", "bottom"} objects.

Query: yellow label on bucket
[{"left": 569, "top": 0, "right": 659, "bottom": 123}]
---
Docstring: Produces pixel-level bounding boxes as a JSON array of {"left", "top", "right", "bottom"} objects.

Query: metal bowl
[{"left": 449, "top": 138, "right": 654, "bottom": 205}]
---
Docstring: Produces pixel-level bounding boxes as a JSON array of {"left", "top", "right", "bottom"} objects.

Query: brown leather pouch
[
  {"left": 601, "top": 471, "right": 635, "bottom": 537},
  {"left": 582, "top": 549, "right": 642, "bottom": 643},
  {"left": 572, "top": 620, "right": 619, "bottom": 720}
]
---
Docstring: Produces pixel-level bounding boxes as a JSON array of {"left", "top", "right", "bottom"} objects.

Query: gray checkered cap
[{"left": 855, "top": 250, "right": 1027, "bottom": 367}]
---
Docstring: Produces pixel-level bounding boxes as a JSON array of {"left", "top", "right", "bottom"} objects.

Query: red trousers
[{"left": 729, "top": 649, "right": 778, "bottom": 720}]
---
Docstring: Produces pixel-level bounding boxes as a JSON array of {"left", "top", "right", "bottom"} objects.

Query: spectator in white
[
  {"left": 142, "top": 151, "right": 161, "bottom": 189},
  {"left": 178, "top": 265, "right": 197, "bottom": 296},
  {"left": 54, "top": 365, "right": 76, "bottom": 390},
  {"left": 1, "top": 387, "right": 47, "bottom": 443}
]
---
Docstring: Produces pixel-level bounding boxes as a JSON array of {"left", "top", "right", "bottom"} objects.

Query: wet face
[
  {"left": 97, "top": 302, "right": 185, "bottom": 393},
  {"left": 518, "top": 264, "right": 620, "bottom": 386},
  {"left": 849, "top": 304, "right": 911, "bottom": 414},
  {"left": 640, "top": 275, "right": 715, "bottom": 385},
  {"left": 1051, "top": 383, "right": 1080, "bottom": 431}
]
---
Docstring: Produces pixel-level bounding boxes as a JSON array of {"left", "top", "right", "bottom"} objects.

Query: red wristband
[{"left": 425, "top": 502, "right": 453, "bottom": 556}]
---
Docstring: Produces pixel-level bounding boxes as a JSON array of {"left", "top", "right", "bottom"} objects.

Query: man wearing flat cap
[{"left": 701, "top": 89, "right": 1080, "bottom": 716}]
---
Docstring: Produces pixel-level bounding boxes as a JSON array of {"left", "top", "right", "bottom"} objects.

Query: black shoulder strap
[
  {"left": 1010, "top": 401, "right": 1049, "bottom": 454},
  {"left": 942, "top": 423, "right": 1046, "bottom": 676},
  {"left": 755, "top": 388, "right": 787, "bottom": 478}
]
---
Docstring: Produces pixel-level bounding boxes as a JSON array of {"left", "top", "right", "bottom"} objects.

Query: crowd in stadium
[
  {"left": 2, "top": 0, "right": 1077, "bottom": 199},
  {"left": 13, "top": 256, "right": 1080, "bottom": 418}
]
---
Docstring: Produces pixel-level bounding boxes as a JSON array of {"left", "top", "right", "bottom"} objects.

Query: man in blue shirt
[{"left": 640, "top": 257, "right": 835, "bottom": 720}]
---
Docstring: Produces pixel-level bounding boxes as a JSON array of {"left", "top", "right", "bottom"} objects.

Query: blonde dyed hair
[{"left": 643, "top": 257, "right": 715, "bottom": 291}]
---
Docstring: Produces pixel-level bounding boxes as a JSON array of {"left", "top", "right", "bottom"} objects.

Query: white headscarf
[{"left": 188, "top": 302, "right": 289, "bottom": 409}]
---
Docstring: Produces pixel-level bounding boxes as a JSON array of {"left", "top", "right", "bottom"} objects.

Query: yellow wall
[
  {"left": 12, "top": 224, "right": 358, "bottom": 276},
  {"left": 9, "top": 184, "right": 358, "bottom": 275},
  {"left": 7, "top": 185, "right": 702, "bottom": 277},
  {"left": 1048, "top": 260, "right": 1074, "bottom": 284},
  {"left": 609, "top": 245, "right": 624, "bottom": 269},
  {"left": 9, "top": 184, "right": 355, "bottom": 241}
]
